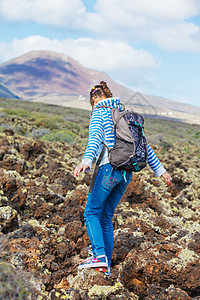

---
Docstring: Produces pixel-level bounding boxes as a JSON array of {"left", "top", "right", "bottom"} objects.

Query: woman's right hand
[{"left": 74, "top": 163, "right": 89, "bottom": 177}]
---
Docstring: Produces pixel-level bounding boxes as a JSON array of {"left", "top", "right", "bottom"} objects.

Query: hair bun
[
  {"left": 100, "top": 81, "right": 107, "bottom": 87},
  {"left": 100, "top": 81, "right": 112, "bottom": 98}
]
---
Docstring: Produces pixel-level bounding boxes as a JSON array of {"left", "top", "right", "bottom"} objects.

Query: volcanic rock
[{"left": 0, "top": 114, "right": 199, "bottom": 299}]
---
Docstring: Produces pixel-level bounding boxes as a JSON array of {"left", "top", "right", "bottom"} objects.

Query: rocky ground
[{"left": 0, "top": 101, "right": 200, "bottom": 299}]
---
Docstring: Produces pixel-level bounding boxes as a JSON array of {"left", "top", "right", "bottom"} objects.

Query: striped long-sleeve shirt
[{"left": 82, "top": 98, "right": 166, "bottom": 177}]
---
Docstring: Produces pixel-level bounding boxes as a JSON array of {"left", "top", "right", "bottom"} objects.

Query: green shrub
[
  {"left": 40, "top": 130, "right": 77, "bottom": 143},
  {"left": 79, "top": 128, "right": 89, "bottom": 138},
  {"left": 2, "top": 108, "right": 31, "bottom": 118},
  {"left": 0, "top": 262, "right": 33, "bottom": 299},
  {"left": 35, "top": 117, "right": 58, "bottom": 130},
  {"left": 193, "top": 131, "right": 200, "bottom": 138},
  {"left": 33, "top": 114, "right": 64, "bottom": 130},
  {"left": 64, "top": 121, "right": 81, "bottom": 131}
]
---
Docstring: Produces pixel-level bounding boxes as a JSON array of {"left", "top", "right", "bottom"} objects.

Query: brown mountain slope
[
  {"left": 0, "top": 50, "right": 133, "bottom": 100},
  {"left": 0, "top": 50, "right": 200, "bottom": 123}
]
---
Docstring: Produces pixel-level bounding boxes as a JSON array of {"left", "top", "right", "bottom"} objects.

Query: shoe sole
[
  {"left": 95, "top": 267, "right": 111, "bottom": 277},
  {"left": 77, "top": 262, "right": 108, "bottom": 269}
]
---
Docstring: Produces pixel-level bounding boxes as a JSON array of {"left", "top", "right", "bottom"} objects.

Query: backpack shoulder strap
[
  {"left": 88, "top": 144, "right": 106, "bottom": 194},
  {"left": 111, "top": 109, "right": 129, "bottom": 132}
]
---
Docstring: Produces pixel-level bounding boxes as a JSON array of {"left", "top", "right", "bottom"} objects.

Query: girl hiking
[{"left": 74, "top": 81, "right": 171, "bottom": 276}]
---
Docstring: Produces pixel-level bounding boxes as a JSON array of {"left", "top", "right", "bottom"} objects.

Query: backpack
[
  {"left": 89, "top": 103, "right": 148, "bottom": 193},
  {"left": 107, "top": 104, "right": 148, "bottom": 172}
]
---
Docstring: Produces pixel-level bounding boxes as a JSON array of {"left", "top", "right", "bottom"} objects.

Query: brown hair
[{"left": 90, "top": 81, "right": 113, "bottom": 106}]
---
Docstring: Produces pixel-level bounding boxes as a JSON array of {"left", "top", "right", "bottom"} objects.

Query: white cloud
[
  {"left": 92, "top": 0, "right": 200, "bottom": 51},
  {"left": 95, "top": 0, "right": 200, "bottom": 21},
  {"left": 1, "top": 0, "right": 200, "bottom": 52},
  {"left": 66, "top": 39, "right": 158, "bottom": 70},
  {"left": 0, "top": 0, "right": 86, "bottom": 27},
  {"left": 151, "top": 22, "right": 200, "bottom": 51},
  {"left": 1, "top": 0, "right": 199, "bottom": 24}
]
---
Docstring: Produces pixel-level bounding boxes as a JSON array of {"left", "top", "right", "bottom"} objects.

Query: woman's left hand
[{"left": 161, "top": 171, "right": 172, "bottom": 186}]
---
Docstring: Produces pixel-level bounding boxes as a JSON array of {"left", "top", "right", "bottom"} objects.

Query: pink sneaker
[
  {"left": 77, "top": 255, "right": 108, "bottom": 269},
  {"left": 94, "top": 267, "right": 111, "bottom": 276}
]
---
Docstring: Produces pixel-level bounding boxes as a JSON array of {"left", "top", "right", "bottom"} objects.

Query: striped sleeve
[
  {"left": 147, "top": 144, "right": 166, "bottom": 177},
  {"left": 81, "top": 110, "right": 104, "bottom": 169}
]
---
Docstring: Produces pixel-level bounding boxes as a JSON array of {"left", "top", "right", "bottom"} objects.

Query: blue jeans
[{"left": 84, "top": 163, "right": 132, "bottom": 267}]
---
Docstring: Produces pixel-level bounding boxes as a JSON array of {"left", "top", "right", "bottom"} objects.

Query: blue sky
[{"left": 0, "top": 0, "right": 200, "bottom": 107}]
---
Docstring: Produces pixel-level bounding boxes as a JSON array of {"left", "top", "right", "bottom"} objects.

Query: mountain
[
  {"left": 124, "top": 91, "right": 200, "bottom": 118},
  {"left": 0, "top": 50, "right": 200, "bottom": 124},
  {"left": 0, "top": 82, "right": 19, "bottom": 99},
  {"left": 0, "top": 50, "right": 133, "bottom": 100}
]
